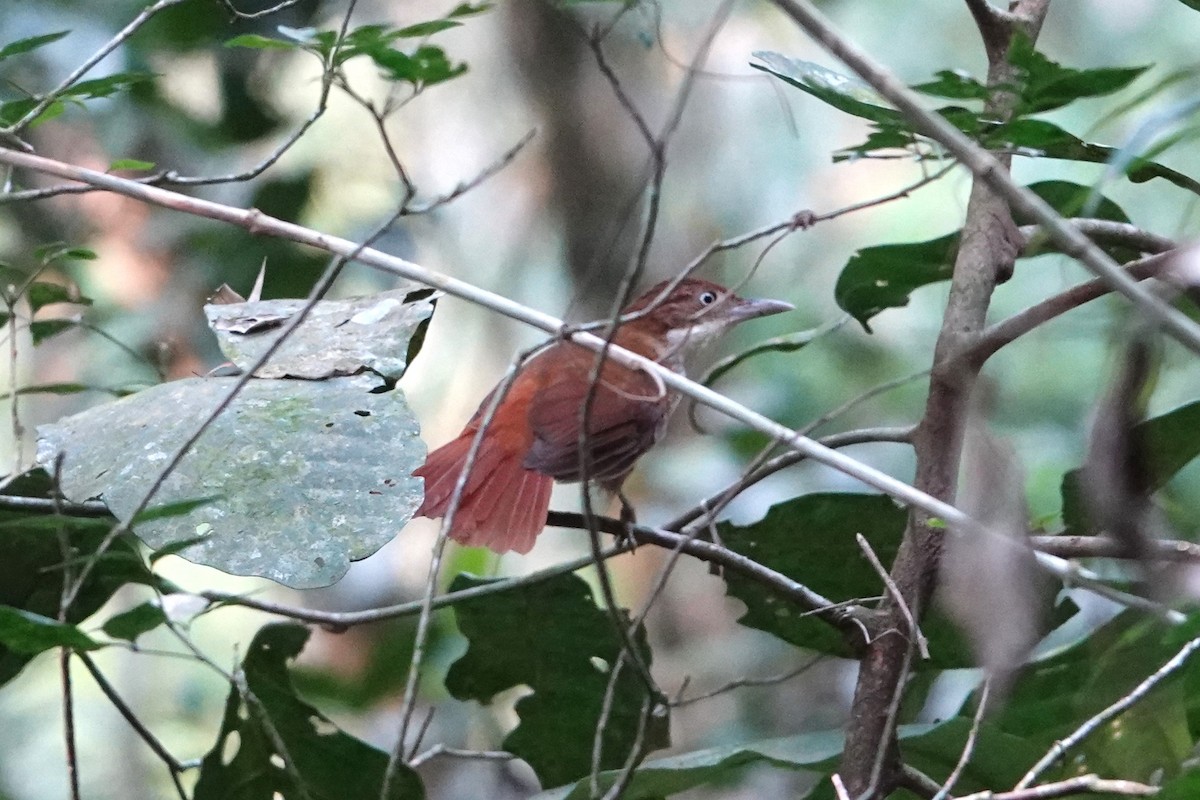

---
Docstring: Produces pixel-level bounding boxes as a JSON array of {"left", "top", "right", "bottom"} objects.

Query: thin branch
[
  {"left": 857, "top": 534, "right": 929, "bottom": 660},
  {"left": 768, "top": 0, "right": 1200, "bottom": 356},
  {"left": 385, "top": 348, "right": 539, "bottom": 793},
  {"left": 672, "top": 653, "right": 826, "bottom": 707},
  {"left": 667, "top": 426, "right": 916, "bottom": 532},
  {"left": 966, "top": 251, "right": 1174, "bottom": 365},
  {"left": 932, "top": 680, "right": 990, "bottom": 800},
  {"left": 1018, "top": 220, "right": 1175, "bottom": 258},
  {"left": 960, "top": 775, "right": 1158, "bottom": 800},
  {"left": 77, "top": 652, "right": 190, "bottom": 800},
  {"left": 0, "top": 147, "right": 1185, "bottom": 623},
  {"left": 1032, "top": 534, "right": 1200, "bottom": 562},
  {"left": 59, "top": 651, "right": 81, "bottom": 800},
  {"left": 2, "top": 0, "right": 190, "bottom": 138},
  {"left": 963, "top": 0, "right": 1016, "bottom": 60},
  {"left": 407, "top": 744, "right": 516, "bottom": 768},
  {"left": 217, "top": 0, "right": 307, "bottom": 20},
  {"left": 1015, "top": 634, "right": 1200, "bottom": 790}
]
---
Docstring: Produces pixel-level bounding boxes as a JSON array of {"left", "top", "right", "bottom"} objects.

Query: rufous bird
[{"left": 412, "top": 278, "right": 793, "bottom": 553}]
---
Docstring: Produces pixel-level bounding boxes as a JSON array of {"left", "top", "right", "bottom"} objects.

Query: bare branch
[
  {"left": 932, "top": 681, "right": 990, "bottom": 800},
  {"left": 77, "top": 653, "right": 190, "bottom": 800},
  {"left": 857, "top": 534, "right": 929, "bottom": 660},
  {"left": 962, "top": 774, "right": 1158, "bottom": 800},
  {"left": 1015, "top": 634, "right": 1200, "bottom": 790},
  {"left": 1032, "top": 535, "right": 1200, "bottom": 562}
]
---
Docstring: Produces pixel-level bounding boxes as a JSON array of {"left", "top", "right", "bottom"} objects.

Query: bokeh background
[{"left": 2, "top": 0, "right": 1199, "bottom": 797}]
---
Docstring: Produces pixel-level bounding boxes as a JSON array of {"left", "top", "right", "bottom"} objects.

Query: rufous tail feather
[{"left": 413, "top": 435, "right": 553, "bottom": 554}]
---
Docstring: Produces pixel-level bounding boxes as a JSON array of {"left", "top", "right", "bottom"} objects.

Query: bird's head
[{"left": 621, "top": 278, "right": 793, "bottom": 358}]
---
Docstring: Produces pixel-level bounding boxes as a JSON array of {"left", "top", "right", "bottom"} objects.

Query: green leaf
[
  {"left": 394, "top": 20, "right": 462, "bottom": 38},
  {"left": 0, "top": 31, "right": 69, "bottom": 62},
  {"left": 750, "top": 51, "right": 900, "bottom": 126},
  {"left": 982, "top": 611, "right": 1199, "bottom": 782},
  {"left": 0, "top": 97, "right": 66, "bottom": 128},
  {"left": 1007, "top": 35, "right": 1148, "bottom": 115},
  {"left": 445, "top": 572, "right": 669, "bottom": 788},
  {"left": 834, "top": 233, "right": 958, "bottom": 333},
  {"left": 149, "top": 534, "right": 211, "bottom": 563},
  {"left": 30, "top": 318, "right": 78, "bottom": 344},
  {"left": 224, "top": 33, "right": 297, "bottom": 50},
  {"left": 102, "top": 602, "right": 167, "bottom": 642},
  {"left": 26, "top": 282, "right": 93, "bottom": 314},
  {"left": 835, "top": 181, "right": 1135, "bottom": 330},
  {"left": 370, "top": 44, "right": 466, "bottom": 87},
  {"left": 986, "top": 118, "right": 1200, "bottom": 196},
  {"left": 194, "top": 623, "right": 424, "bottom": 800},
  {"left": 448, "top": 2, "right": 493, "bottom": 17},
  {"left": 0, "top": 607, "right": 100, "bottom": 654},
  {"left": 1062, "top": 399, "right": 1200, "bottom": 532},
  {"left": 36, "top": 374, "right": 425, "bottom": 589},
  {"left": 0, "top": 480, "right": 163, "bottom": 685},
  {"left": 132, "top": 496, "right": 223, "bottom": 525},
  {"left": 35, "top": 243, "right": 98, "bottom": 265},
  {"left": 108, "top": 158, "right": 156, "bottom": 171},
  {"left": 721, "top": 493, "right": 992, "bottom": 669},
  {"left": 912, "top": 69, "right": 991, "bottom": 101},
  {"left": 61, "top": 72, "right": 155, "bottom": 100}
]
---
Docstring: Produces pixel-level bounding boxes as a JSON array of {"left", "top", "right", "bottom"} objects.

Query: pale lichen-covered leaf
[
  {"left": 35, "top": 374, "right": 424, "bottom": 588},
  {"left": 205, "top": 288, "right": 436, "bottom": 379}
]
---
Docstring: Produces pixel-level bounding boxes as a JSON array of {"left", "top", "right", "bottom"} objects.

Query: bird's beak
[{"left": 727, "top": 296, "right": 794, "bottom": 322}]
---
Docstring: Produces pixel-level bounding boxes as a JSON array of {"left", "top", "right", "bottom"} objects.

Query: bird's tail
[{"left": 413, "top": 433, "right": 554, "bottom": 554}]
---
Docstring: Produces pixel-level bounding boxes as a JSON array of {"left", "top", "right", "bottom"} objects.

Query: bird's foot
[{"left": 617, "top": 491, "right": 639, "bottom": 551}]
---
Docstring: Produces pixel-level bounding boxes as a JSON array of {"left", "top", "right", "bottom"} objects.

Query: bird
[{"left": 411, "top": 277, "right": 793, "bottom": 554}]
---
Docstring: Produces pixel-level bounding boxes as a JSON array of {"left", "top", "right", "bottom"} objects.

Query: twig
[
  {"left": 0, "top": 147, "right": 1186, "bottom": 623},
  {"left": 2, "top": 0, "right": 190, "bottom": 137},
  {"left": 965, "top": 252, "right": 1174, "bottom": 366},
  {"left": 407, "top": 744, "right": 516, "bottom": 768},
  {"left": 672, "top": 653, "right": 825, "bottom": 707},
  {"left": 856, "top": 534, "right": 928, "bottom": 660},
  {"left": 960, "top": 774, "right": 1158, "bottom": 800},
  {"left": 1031, "top": 535, "right": 1200, "bottom": 562},
  {"left": 768, "top": 0, "right": 1200, "bottom": 356},
  {"left": 932, "top": 680, "right": 990, "bottom": 800},
  {"left": 1014, "top": 634, "right": 1200, "bottom": 790},
  {"left": 59, "top": 650, "right": 81, "bottom": 800},
  {"left": 667, "top": 426, "right": 916, "bottom": 531},
  {"left": 77, "top": 652, "right": 190, "bottom": 800},
  {"left": 833, "top": 773, "right": 852, "bottom": 800},
  {"left": 384, "top": 348, "right": 538, "bottom": 794}
]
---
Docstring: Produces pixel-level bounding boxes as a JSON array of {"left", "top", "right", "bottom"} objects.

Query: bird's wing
[{"left": 523, "top": 349, "right": 670, "bottom": 485}]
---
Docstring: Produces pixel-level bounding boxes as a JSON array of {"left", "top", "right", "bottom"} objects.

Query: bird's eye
[{"left": 698, "top": 291, "right": 718, "bottom": 305}]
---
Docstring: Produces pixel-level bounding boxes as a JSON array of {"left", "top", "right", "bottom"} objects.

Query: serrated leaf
[
  {"left": 205, "top": 288, "right": 435, "bottom": 380},
  {"left": 0, "top": 31, "right": 69, "bottom": 62},
  {"left": 0, "top": 607, "right": 100, "bottom": 654},
  {"left": 224, "top": 33, "right": 296, "bottom": 50},
  {"left": 108, "top": 158, "right": 156, "bottom": 171},
  {"left": 36, "top": 374, "right": 425, "bottom": 588},
  {"left": 445, "top": 572, "right": 669, "bottom": 788},
  {"left": 102, "top": 602, "right": 167, "bottom": 642},
  {"left": 194, "top": 623, "right": 424, "bottom": 800},
  {"left": 750, "top": 51, "right": 900, "bottom": 126}
]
